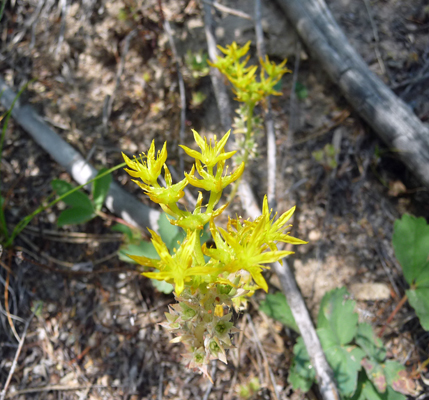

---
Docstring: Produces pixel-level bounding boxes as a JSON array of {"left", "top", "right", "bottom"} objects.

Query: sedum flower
[
  {"left": 133, "top": 165, "right": 188, "bottom": 205},
  {"left": 130, "top": 229, "right": 212, "bottom": 295},
  {"left": 122, "top": 140, "right": 167, "bottom": 185},
  {"left": 179, "top": 129, "right": 236, "bottom": 168},
  {"left": 186, "top": 159, "right": 245, "bottom": 194}
]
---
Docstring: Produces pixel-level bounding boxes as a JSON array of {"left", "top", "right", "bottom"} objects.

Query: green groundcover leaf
[
  {"left": 392, "top": 214, "right": 429, "bottom": 286},
  {"left": 350, "top": 372, "right": 406, "bottom": 400},
  {"left": 355, "top": 323, "right": 386, "bottom": 363},
  {"left": 406, "top": 288, "right": 429, "bottom": 330},
  {"left": 318, "top": 287, "right": 358, "bottom": 346},
  {"left": 318, "top": 328, "right": 365, "bottom": 397},
  {"left": 383, "top": 360, "right": 417, "bottom": 396},
  {"left": 151, "top": 279, "right": 174, "bottom": 294},
  {"left": 57, "top": 207, "right": 95, "bottom": 227},
  {"left": 92, "top": 168, "right": 112, "bottom": 212},
  {"left": 51, "top": 179, "right": 94, "bottom": 211},
  {"left": 259, "top": 292, "right": 299, "bottom": 332},
  {"left": 288, "top": 336, "right": 315, "bottom": 392}
]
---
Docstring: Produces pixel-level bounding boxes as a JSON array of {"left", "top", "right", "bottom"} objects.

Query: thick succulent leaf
[
  {"left": 288, "top": 336, "right": 315, "bottom": 392},
  {"left": 317, "top": 287, "right": 358, "bottom": 345},
  {"left": 259, "top": 292, "right": 299, "bottom": 332},
  {"left": 92, "top": 168, "right": 112, "bottom": 212},
  {"left": 318, "top": 328, "right": 365, "bottom": 397},
  {"left": 51, "top": 179, "right": 94, "bottom": 211},
  {"left": 392, "top": 214, "right": 429, "bottom": 286},
  {"left": 355, "top": 323, "right": 386, "bottom": 363}
]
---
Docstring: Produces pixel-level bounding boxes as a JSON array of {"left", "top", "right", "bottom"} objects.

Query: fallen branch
[
  {"left": 274, "top": 0, "right": 429, "bottom": 189},
  {"left": 0, "top": 77, "right": 161, "bottom": 233}
]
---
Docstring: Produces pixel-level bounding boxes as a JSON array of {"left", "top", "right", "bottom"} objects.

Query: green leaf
[
  {"left": 361, "top": 358, "right": 387, "bottom": 393},
  {"left": 118, "top": 240, "right": 158, "bottom": 263},
  {"left": 318, "top": 328, "right": 365, "bottom": 397},
  {"left": 92, "top": 168, "right": 112, "bottom": 212},
  {"left": 259, "top": 292, "right": 299, "bottom": 332},
  {"left": 51, "top": 179, "right": 94, "bottom": 211},
  {"left": 288, "top": 336, "right": 315, "bottom": 392},
  {"left": 355, "top": 323, "right": 386, "bottom": 363},
  {"left": 384, "top": 360, "right": 417, "bottom": 396},
  {"left": 406, "top": 288, "right": 429, "bottom": 330},
  {"left": 151, "top": 279, "right": 174, "bottom": 294},
  {"left": 111, "top": 223, "right": 134, "bottom": 241},
  {"left": 392, "top": 214, "right": 429, "bottom": 286},
  {"left": 350, "top": 372, "right": 407, "bottom": 400},
  {"left": 57, "top": 207, "right": 95, "bottom": 226},
  {"left": 317, "top": 287, "right": 358, "bottom": 345},
  {"left": 295, "top": 81, "right": 308, "bottom": 100}
]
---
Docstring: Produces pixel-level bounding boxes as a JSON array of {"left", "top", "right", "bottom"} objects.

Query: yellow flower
[
  {"left": 134, "top": 230, "right": 214, "bottom": 295},
  {"left": 186, "top": 159, "right": 244, "bottom": 193},
  {"left": 257, "top": 195, "right": 308, "bottom": 252},
  {"left": 132, "top": 165, "right": 187, "bottom": 205},
  {"left": 122, "top": 140, "right": 167, "bottom": 185},
  {"left": 213, "top": 217, "right": 294, "bottom": 292},
  {"left": 180, "top": 130, "right": 236, "bottom": 168}
]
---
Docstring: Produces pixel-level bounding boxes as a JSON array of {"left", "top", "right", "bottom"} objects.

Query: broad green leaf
[
  {"left": 151, "top": 279, "right": 174, "bottom": 294},
  {"left": 384, "top": 360, "right": 417, "bottom": 396},
  {"left": 295, "top": 81, "right": 308, "bottom": 100},
  {"left": 355, "top": 323, "right": 386, "bottom": 363},
  {"left": 158, "top": 213, "right": 180, "bottom": 247},
  {"left": 259, "top": 292, "right": 299, "bottom": 332},
  {"left": 111, "top": 223, "right": 134, "bottom": 241},
  {"left": 361, "top": 358, "right": 387, "bottom": 393},
  {"left": 349, "top": 372, "right": 406, "bottom": 400},
  {"left": 288, "top": 336, "right": 315, "bottom": 392},
  {"left": 57, "top": 207, "right": 95, "bottom": 226},
  {"left": 51, "top": 179, "right": 94, "bottom": 211},
  {"left": 92, "top": 168, "right": 112, "bottom": 212},
  {"left": 406, "top": 288, "right": 429, "bottom": 330},
  {"left": 392, "top": 214, "right": 429, "bottom": 286},
  {"left": 118, "top": 240, "right": 158, "bottom": 263},
  {"left": 317, "top": 287, "right": 358, "bottom": 345},
  {"left": 318, "top": 328, "right": 365, "bottom": 397}
]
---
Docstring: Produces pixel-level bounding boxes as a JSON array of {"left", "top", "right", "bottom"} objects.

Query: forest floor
[{"left": 1, "top": 0, "right": 429, "bottom": 399}]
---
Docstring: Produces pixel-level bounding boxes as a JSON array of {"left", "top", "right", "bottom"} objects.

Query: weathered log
[
  {"left": 0, "top": 76, "right": 161, "bottom": 232},
  {"left": 274, "top": 0, "right": 429, "bottom": 188}
]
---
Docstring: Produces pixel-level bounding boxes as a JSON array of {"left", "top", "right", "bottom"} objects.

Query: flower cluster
[
  {"left": 208, "top": 41, "right": 290, "bottom": 106},
  {"left": 122, "top": 130, "right": 306, "bottom": 378}
]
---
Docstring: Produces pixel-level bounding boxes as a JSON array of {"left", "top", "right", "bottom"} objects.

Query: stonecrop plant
[
  {"left": 209, "top": 41, "right": 290, "bottom": 165},
  {"left": 122, "top": 130, "right": 306, "bottom": 378}
]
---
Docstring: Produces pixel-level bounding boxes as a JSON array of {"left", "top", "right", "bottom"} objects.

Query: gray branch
[{"left": 274, "top": 0, "right": 429, "bottom": 189}]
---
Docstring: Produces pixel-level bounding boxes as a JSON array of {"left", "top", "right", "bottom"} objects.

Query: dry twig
[
  {"left": 246, "top": 313, "right": 280, "bottom": 400},
  {"left": 254, "top": 0, "right": 276, "bottom": 209},
  {"left": 202, "top": 0, "right": 253, "bottom": 21},
  {"left": 0, "top": 304, "right": 38, "bottom": 400}
]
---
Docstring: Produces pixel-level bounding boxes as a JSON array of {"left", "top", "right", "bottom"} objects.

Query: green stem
[
  {"left": 194, "top": 228, "right": 206, "bottom": 266},
  {"left": 228, "top": 102, "right": 255, "bottom": 203},
  {"left": 4, "top": 162, "right": 126, "bottom": 248}
]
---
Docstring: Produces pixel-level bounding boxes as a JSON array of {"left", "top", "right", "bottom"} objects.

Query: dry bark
[{"left": 274, "top": 0, "right": 429, "bottom": 188}]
